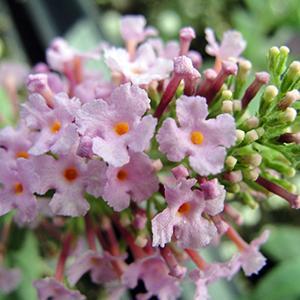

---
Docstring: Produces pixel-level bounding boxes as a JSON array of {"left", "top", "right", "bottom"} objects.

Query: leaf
[
  {"left": 263, "top": 225, "right": 300, "bottom": 261},
  {"left": 0, "top": 88, "right": 14, "bottom": 126},
  {"left": 250, "top": 256, "right": 300, "bottom": 300},
  {"left": 4, "top": 232, "right": 45, "bottom": 300}
]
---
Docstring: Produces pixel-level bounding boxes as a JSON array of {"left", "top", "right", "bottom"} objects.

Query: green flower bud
[
  {"left": 242, "top": 192, "right": 258, "bottom": 209},
  {"left": 225, "top": 155, "right": 237, "bottom": 170}
]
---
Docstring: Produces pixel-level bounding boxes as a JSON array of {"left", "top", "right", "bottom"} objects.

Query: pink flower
[
  {"left": 205, "top": 28, "right": 246, "bottom": 62},
  {"left": 0, "top": 125, "right": 34, "bottom": 168},
  {"left": 46, "top": 38, "right": 100, "bottom": 73},
  {"left": 148, "top": 38, "right": 180, "bottom": 60},
  {"left": 67, "top": 250, "right": 120, "bottom": 285},
  {"left": 21, "top": 92, "right": 80, "bottom": 155},
  {"left": 122, "top": 256, "right": 181, "bottom": 300},
  {"left": 120, "top": 15, "right": 157, "bottom": 44},
  {"left": 0, "top": 61, "right": 28, "bottom": 89},
  {"left": 200, "top": 178, "right": 226, "bottom": 216},
  {"left": 33, "top": 154, "right": 107, "bottom": 216},
  {"left": 157, "top": 95, "right": 236, "bottom": 175},
  {"left": 235, "top": 230, "right": 269, "bottom": 276},
  {"left": 34, "top": 277, "right": 86, "bottom": 300},
  {"left": 103, "top": 151, "right": 159, "bottom": 211},
  {"left": 0, "top": 159, "right": 39, "bottom": 223},
  {"left": 104, "top": 43, "right": 173, "bottom": 85},
  {"left": 0, "top": 266, "right": 21, "bottom": 294},
  {"left": 190, "top": 257, "right": 241, "bottom": 300},
  {"left": 76, "top": 83, "right": 157, "bottom": 167},
  {"left": 74, "top": 77, "right": 113, "bottom": 103},
  {"left": 151, "top": 176, "right": 218, "bottom": 249}
]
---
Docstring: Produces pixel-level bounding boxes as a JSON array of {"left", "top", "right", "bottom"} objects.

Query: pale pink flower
[
  {"left": 103, "top": 151, "right": 159, "bottom": 211},
  {"left": 151, "top": 176, "right": 217, "bottom": 249},
  {"left": 205, "top": 28, "right": 246, "bottom": 62},
  {"left": 120, "top": 15, "right": 157, "bottom": 43},
  {"left": 104, "top": 43, "right": 173, "bottom": 85},
  {"left": 122, "top": 256, "right": 181, "bottom": 300},
  {"left": 157, "top": 95, "right": 236, "bottom": 175},
  {"left": 34, "top": 277, "right": 86, "bottom": 300},
  {"left": 67, "top": 250, "right": 120, "bottom": 285},
  {"left": 76, "top": 83, "right": 157, "bottom": 167}
]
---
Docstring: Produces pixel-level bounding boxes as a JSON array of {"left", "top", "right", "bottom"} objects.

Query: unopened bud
[
  {"left": 282, "top": 107, "right": 297, "bottom": 123},
  {"left": 268, "top": 47, "right": 280, "bottom": 72},
  {"left": 281, "top": 61, "right": 300, "bottom": 93},
  {"left": 278, "top": 132, "right": 300, "bottom": 144},
  {"left": 243, "top": 167, "right": 260, "bottom": 181},
  {"left": 179, "top": 27, "right": 196, "bottom": 55},
  {"left": 256, "top": 127, "right": 265, "bottom": 138},
  {"left": 242, "top": 72, "right": 270, "bottom": 109},
  {"left": 227, "top": 183, "right": 240, "bottom": 193},
  {"left": 278, "top": 90, "right": 300, "bottom": 110},
  {"left": 232, "top": 100, "right": 242, "bottom": 112},
  {"left": 222, "top": 100, "right": 233, "bottom": 114},
  {"left": 236, "top": 129, "right": 245, "bottom": 144},
  {"left": 244, "top": 129, "right": 259, "bottom": 144},
  {"left": 187, "top": 50, "right": 202, "bottom": 69},
  {"left": 172, "top": 165, "right": 189, "bottom": 179},
  {"left": 224, "top": 170, "right": 243, "bottom": 183},
  {"left": 225, "top": 156, "right": 237, "bottom": 170},
  {"left": 263, "top": 85, "right": 279, "bottom": 101},
  {"left": 242, "top": 153, "right": 262, "bottom": 167},
  {"left": 238, "top": 60, "right": 252, "bottom": 80},
  {"left": 245, "top": 116, "right": 259, "bottom": 130}
]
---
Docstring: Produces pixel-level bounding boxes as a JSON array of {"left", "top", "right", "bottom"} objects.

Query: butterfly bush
[{"left": 0, "top": 14, "right": 299, "bottom": 300}]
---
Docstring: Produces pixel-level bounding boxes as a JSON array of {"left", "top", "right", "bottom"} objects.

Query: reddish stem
[
  {"left": 226, "top": 226, "right": 248, "bottom": 251},
  {"left": 185, "top": 248, "right": 207, "bottom": 270},
  {"left": 153, "top": 75, "right": 181, "bottom": 119},
  {"left": 84, "top": 214, "right": 96, "bottom": 251},
  {"left": 113, "top": 216, "right": 145, "bottom": 259},
  {"left": 160, "top": 246, "right": 185, "bottom": 278},
  {"left": 55, "top": 233, "right": 73, "bottom": 282},
  {"left": 256, "top": 175, "right": 300, "bottom": 209}
]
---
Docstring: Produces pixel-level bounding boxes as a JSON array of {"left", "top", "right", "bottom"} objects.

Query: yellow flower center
[
  {"left": 16, "top": 151, "right": 29, "bottom": 159},
  {"left": 117, "top": 169, "right": 128, "bottom": 181},
  {"left": 63, "top": 167, "right": 78, "bottom": 182},
  {"left": 191, "top": 131, "right": 204, "bottom": 145},
  {"left": 50, "top": 121, "right": 61, "bottom": 134},
  {"left": 114, "top": 122, "right": 129, "bottom": 136},
  {"left": 14, "top": 182, "right": 23, "bottom": 195},
  {"left": 177, "top": 202, "right": 191, "bottom": 215}
]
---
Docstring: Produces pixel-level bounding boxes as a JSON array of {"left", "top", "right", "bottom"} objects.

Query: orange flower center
[
  {"left": 117, "top": 169, "right": 128, "bottom": 181},
  {"left": 63, "top": 167, "right": 78, "bottom": 182},
  {"left": 191, "top": 131, "right": 204, "bottom": 145},
  {"left": 177, "top": 202, "right": 191, "bottom": 215},
  {"left": 50, "top": 121, "right": 61, "bottom": 133},
  {"left": 114, "top": 122, "right": 129, "bottom": 136},
  {"left": 16, "top": 151, "right": 29, "bottom": 159},
  {"left": 14, "top": 182, "right": 23, "bottom": 195}
]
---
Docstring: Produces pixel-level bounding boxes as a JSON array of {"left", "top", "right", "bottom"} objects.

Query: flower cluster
[{"left": 0, "top": 14, "right": 299, "bottom": 300}]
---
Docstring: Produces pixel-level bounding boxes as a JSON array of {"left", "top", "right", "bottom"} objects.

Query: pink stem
[
  {"left": 154, "top": 75, "right": 181, "bottom": 119},
  {"left": 185, "top": 248, "right": 207, "bottom": 270},
  {"left": 226, "top": 226, "right": 248, "bottom": 251},
  {"left": 55, "top": 233, "right": 73, "bottom": 282},
  {"left": 256, "top": 175, "right": 300, "bottom": 208},
  {"left": 84, "top": 214, "right": 96, "bottom": 251}
]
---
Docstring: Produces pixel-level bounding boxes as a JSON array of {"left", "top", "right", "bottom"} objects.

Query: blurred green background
[{"left": 0, "top": 0, "right": 300, "bottom": 299}]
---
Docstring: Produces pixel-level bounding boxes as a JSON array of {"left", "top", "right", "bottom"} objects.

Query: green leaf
[
  {"left": 251, "top": 256, "right": 300, "bottom": 300},
  {"left": 263, "top": 225, "right": 300, "bottom": 261},
  {"left": 0, "top": 88, "right": 14, "bottom": 126},
  {"left": 4, "top": 232, "right": 45, "bottom": 300}
]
